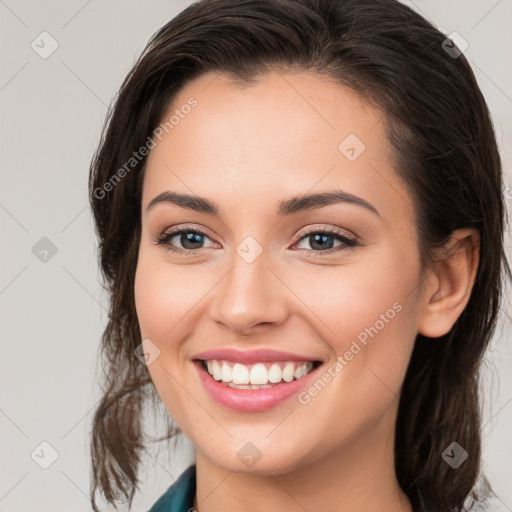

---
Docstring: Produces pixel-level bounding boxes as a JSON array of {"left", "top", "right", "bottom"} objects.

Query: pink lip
[
  {"left": 192, "top": 347, "right": 321, "bottom": 364},
  {"left": 193, "top": 359, "right": 322, "bottom": 412}
]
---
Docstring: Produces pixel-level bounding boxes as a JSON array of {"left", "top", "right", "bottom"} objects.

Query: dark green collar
[{"left": 148, "top": 464, "right": 196, "bottom": 512}]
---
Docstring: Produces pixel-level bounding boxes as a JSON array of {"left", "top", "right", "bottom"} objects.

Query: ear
[{"left": 417, "top": 227, "right": 480, "bottom": 338}]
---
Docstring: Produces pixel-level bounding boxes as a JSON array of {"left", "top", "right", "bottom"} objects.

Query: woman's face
[{"left": 135, "top": 71, "right": 428, "bottom": 474}]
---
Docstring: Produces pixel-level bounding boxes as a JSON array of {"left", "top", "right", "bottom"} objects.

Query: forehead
[{"left": 142, "top": 71, "right": 411, "bottom": 224}]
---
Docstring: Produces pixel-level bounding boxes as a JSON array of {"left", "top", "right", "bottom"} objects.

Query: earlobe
[{"left": 417, "top": 228, "right": 480, "bottom": 338}]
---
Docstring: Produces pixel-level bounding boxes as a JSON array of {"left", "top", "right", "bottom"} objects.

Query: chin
[{"left": 198, "top": 438, "right": 313, "bottom": 476}]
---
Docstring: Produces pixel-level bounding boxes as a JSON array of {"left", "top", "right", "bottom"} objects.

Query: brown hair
[{"left": 88, "top": 0, "right": 510, "bottom": 510}]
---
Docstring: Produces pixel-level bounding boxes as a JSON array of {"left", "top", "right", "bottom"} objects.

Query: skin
[{"left": 134, "top": 71, "right": 479, "bottom": 512}]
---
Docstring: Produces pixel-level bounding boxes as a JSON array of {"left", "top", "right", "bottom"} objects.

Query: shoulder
[{"left": 147, "top": 464, "right": 196, "bottom": 512}]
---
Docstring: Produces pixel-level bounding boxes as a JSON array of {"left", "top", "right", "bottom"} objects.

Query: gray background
[{"left": 1, "top": 1, "right": 511, "bottom": 510}]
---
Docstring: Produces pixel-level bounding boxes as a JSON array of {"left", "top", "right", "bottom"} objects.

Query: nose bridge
[{"left": 210, "top": 242, "right": 287, "bottom": 334}]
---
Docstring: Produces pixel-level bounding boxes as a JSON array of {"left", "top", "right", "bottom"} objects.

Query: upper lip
[{"left": 192, "top": 348, "right": 322, "bottom": 364}]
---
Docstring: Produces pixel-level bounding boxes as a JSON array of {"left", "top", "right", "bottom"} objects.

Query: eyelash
[{"left": 154, "top": 225, "right": 358, "bottom": 257}]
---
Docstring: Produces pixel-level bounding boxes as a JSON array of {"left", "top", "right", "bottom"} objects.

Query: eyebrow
[{"left": 146, "top": 189, "right": 380, "bottom": 217}]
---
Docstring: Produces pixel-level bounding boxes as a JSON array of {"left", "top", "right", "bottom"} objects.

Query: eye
[
  {"left": 154, "top": 224, "right": 358, "bottom": 257},
  {"left": 154, "top": 226, "right": 217, "bottom": 254},
  {"left": 292, "top": 226, "right": 358, "bottom": 256}
]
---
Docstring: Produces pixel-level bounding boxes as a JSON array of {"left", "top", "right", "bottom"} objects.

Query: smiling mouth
[{"left": 197, "top": 359, "right": 323, "bottom": 389}]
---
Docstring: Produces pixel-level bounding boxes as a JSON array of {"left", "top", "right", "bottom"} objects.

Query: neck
[{"left": 192, "top": 408, "right": 412, "bottom": 512}]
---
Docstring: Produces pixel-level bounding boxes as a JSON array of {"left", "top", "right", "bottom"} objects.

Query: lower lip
[{"left": 194, "top": 360, "right": 321, "bottom": 412}]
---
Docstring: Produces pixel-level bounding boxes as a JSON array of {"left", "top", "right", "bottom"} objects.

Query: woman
[{"left": 88, "top": 0, "right": 510, "bottom": 510}]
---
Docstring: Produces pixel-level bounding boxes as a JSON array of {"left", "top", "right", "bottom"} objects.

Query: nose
[{"left": 209, "top": 251, "right": 289, "bottom": 336}]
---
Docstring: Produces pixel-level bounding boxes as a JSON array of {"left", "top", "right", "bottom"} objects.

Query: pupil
[
  {"left": 182, "top": 232, "right": 203, "bottom": 249},
  {"left": 310, "top": 234, "right": 333, "bottom": 250}
]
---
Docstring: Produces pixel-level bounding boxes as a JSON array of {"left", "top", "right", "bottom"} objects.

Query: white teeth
[
  {"left": 221, "top": 362, "right": 232, "bottom": 382},
  {"left": 211, "top": 360, "right": 222, "bottom": 381},
  {"left": 282, "top": 362, "right": 295, "bottom": 382},
  {"left": 249, "top": 363, "right": 268, "bottom": 385},
  {"left": 232, "top": 363, "right": 250, "bottom": 384},
  {"left": 294, "top": 364, "right": 307, "bottom": 379},
  {"left": 268, "top": 363, "right": 282, "bottom": 383},
  {"left": 227, "top": 383, "right": 273, "bottom": 389},
  {"left": 203, "top": 359, "right": 315, "bottom": 385}
]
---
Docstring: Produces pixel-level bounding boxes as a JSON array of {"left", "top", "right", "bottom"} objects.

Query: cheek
[
  {"left": 294, "top": 253, "right": 418, "bottom": 352},
  {"left": 133, "top": 251, "right": 199, "bottom": 403},
  {"left": 134, "top": 250, "right": 211, "bottom": 341},
  {"left": 292, "top": 251, "right": 420, "bottom": 412},
  {"left": 293, "top": 271, "right": 419, "bottom": 451},
  {"left": 134, "top": 253, "right": 202, "bottom": 425}
]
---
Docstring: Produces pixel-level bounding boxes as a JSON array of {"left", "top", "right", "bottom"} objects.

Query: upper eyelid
[
  {"left": 162, "top": 224, "right": 217, "bottom": 240},
  {"left": 293, "top": 225, "right": 355, "bottom": 242},
  {"left": 161, "top": 224, "right": 355, "bottom": 240}
]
